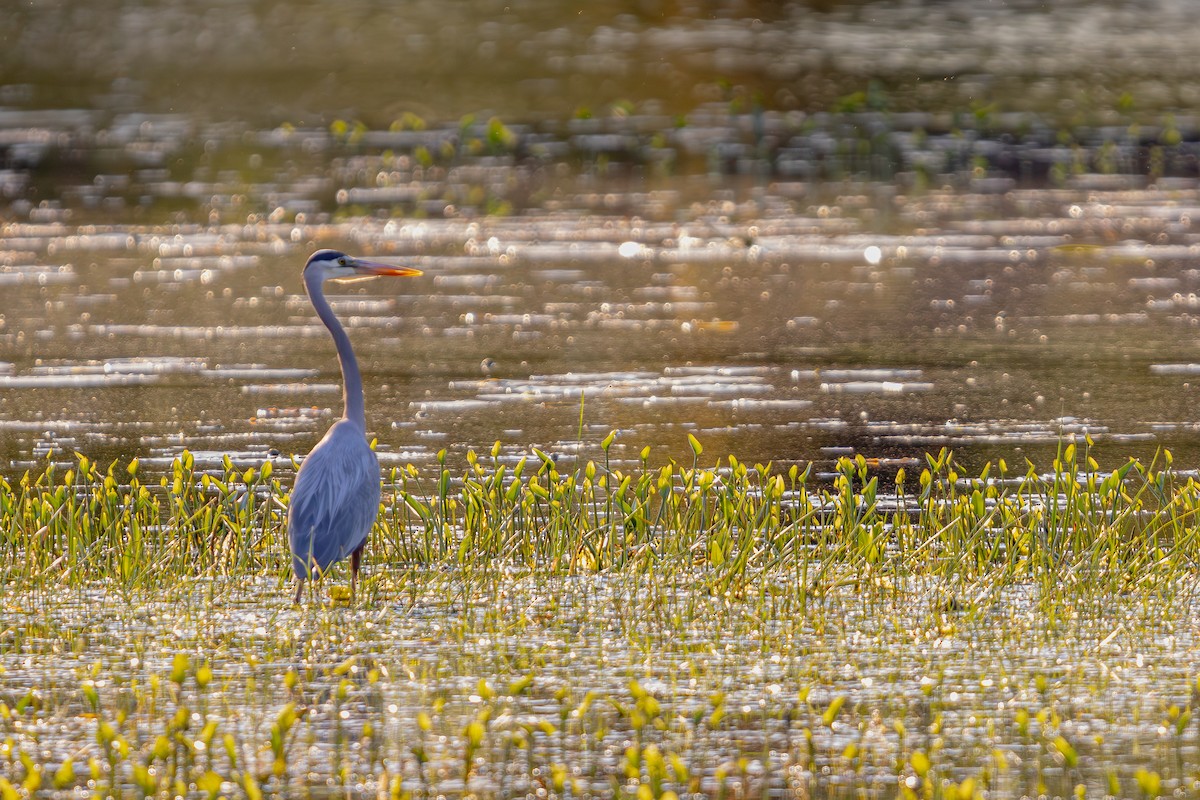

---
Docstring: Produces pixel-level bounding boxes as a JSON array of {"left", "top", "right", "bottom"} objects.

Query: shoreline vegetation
[{"left": 2, "top": 438, "right": 1199, "bottom": 797}]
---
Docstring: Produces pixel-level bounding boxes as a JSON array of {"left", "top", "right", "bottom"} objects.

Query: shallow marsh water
[
  {"left": 8, "top": 1, "right": 1200, "bottom": 797},
  {"left": 7, "top": 563, "right": 1200, "bottom": 798}
]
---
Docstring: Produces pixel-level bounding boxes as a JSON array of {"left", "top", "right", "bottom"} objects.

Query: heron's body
[
  {"left": 288, "top": 419, "right": 380, "bottom": 580},
  {"left": 287, "top": 249, "right": 421, "bottom": 603}
]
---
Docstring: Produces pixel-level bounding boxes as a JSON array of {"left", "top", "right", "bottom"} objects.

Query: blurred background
[{"left": 5, "top": 0, "right": 1200, "bottom": 127}]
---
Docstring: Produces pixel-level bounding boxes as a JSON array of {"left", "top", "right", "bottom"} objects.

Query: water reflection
[{"left": 3, "top": 173, "right": 1200, "bottom": 478}]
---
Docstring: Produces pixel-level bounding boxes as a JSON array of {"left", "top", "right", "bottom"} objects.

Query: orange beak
[{"left": 351, "top": 258, "right": 423, "bottom": 278}]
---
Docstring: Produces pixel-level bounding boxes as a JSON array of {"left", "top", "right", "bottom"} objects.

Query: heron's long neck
[{"left": 305, "top": 273, "right": 366, "bottom": 428}]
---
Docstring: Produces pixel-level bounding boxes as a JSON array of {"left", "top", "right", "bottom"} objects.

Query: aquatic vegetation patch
[{"left": 1, "top": 441, "right": 1200, "bottom": 797}]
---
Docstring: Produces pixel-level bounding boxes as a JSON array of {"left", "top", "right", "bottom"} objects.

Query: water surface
[{"left": 6, "top": 176, "right": 1200, "bottom": 478}]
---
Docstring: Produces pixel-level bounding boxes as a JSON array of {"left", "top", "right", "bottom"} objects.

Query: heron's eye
[{"left": 338, "top": 258, "right": 347, "bottom": 266}]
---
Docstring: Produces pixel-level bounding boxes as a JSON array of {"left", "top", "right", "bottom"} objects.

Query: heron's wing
[{"left": 288, "top": 422, "right": 382, "bottom": 577}]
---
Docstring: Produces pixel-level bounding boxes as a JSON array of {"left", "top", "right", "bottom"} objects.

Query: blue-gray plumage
[{"left": 288, "top": 249, "right": 422, "bottom": 603}]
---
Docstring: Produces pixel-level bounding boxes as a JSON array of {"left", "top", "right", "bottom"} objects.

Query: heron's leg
[
  {"left": 350, "top": 545, "right": 364, "bottom": 600},
  {"left": 293, "top": 577, "right": 305, "bottom": 605}
]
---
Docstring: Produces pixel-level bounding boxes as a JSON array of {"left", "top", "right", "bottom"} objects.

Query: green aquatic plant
[
  {"left": 1, "top": 440, "right": 1200, "bottom": 795},
  {"left": 391, "top": 111, "right": 428, "bottom": 132},
  {"left": 330, "top": 118, "right": 367, "bottom": 146},
  {"left": 3, "top": 440, "right": 1200, "bottom": 609},
  {"left": 485, "top": 116, "right": 516, "bottom": 154}
]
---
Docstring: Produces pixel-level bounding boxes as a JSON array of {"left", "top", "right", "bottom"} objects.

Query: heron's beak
[{"left": 350, "top": 258, "right": 423, "bottom": 278}]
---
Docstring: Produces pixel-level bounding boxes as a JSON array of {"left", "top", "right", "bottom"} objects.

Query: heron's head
[{"left": 304, "top": 249, "right": 423, "bottom": 283}]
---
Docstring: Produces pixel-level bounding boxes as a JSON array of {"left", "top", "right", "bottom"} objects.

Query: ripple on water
[
  {"left": 206, "top": 366, "right": 319, "bottom": 380},
  {"left": 86, "top": 324, "right": 327, "bottom": 340},
  {"left": 794, "top": 368, "right": 926, "bottom": 382},
  {"left": 241, "top": 382, "right": 340, "bottom": 395},
  {"left": 0, "top": 373, "right": 159, "bottom": 389},
  {"left": 820, "top": 381, "right": 935, "bottom": 394},
  {"left": 0, "top": 263, "right": 76, "bottom": 285},
  {"left": 1149, "top": 363, "right": 1200, "bottom": 375}
]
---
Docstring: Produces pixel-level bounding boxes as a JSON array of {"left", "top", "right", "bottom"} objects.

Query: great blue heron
[{"left": 289, "top": 249, "right": 422, "bottom": 603}]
